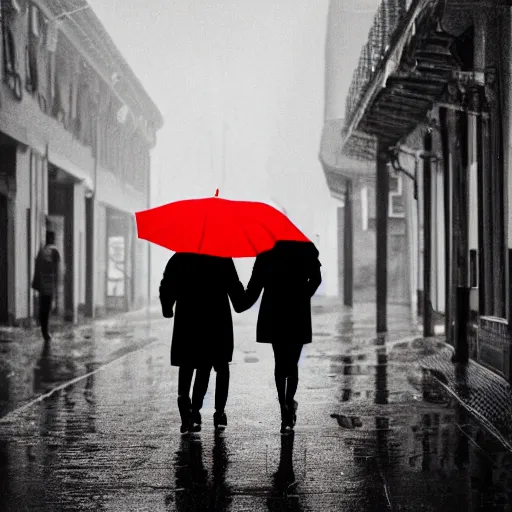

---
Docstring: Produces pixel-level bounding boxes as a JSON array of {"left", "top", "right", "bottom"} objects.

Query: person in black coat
[
  {"left": 159, "top": 252, "right": 245, "bottom": 433},
  {"left": 245, "top": 240, "right": 322, "bottom": 434},
  {"left": 32, "top": 231, "right": 61, "bottom": 343}
]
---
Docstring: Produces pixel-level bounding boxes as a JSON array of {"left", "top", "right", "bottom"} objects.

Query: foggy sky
[{"left": 87, "top": 0, "right": 380, "bottom": 294}]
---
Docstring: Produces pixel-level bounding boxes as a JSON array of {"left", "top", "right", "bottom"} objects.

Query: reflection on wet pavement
[
  {"left": 0, "top": 310, "right": 166, "bottom": 420},
  {"left": 168, "top": 431, "right": 232, "bottom": 511},
  {"left": 0, "top": 300, "right": 510, "bottom": 510}
]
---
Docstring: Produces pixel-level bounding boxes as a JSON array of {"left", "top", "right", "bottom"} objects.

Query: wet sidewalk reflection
[
  {"left": 0, "top": 300, "right": 510, "bottom": 510},
  {"left": 169, "top": 431, "right": 232, "bottom": 511}
]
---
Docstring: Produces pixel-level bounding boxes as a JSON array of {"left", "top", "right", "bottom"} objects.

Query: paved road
[{"left": 0, "top": 299, "right": 511, "bottom": 511}]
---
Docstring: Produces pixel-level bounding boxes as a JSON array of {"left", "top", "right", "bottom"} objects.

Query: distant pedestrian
[
  {"left": 159, "top": 253, "right": 245, "bottom": 434},
  {"left": 244, "top": 240, "right": 322, "bottom": 434},
  {"left": 32, "top": 231, "right": 61, "bottom": 343}
]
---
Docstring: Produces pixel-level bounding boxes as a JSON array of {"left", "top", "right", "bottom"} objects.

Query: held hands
[{"left": 162, "top": 305, "right": 174, "bottom": 318}]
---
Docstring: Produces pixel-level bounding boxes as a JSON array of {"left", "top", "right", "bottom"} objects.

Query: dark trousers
[
  {"left": 272, "top": 343, "right": 303, "bottom": 405},
  {"left": 39, "top": 294, "right": 53, "bottom": 340},
  {"left": 178, "top": 363, "right": 230, "bottom": 413}
]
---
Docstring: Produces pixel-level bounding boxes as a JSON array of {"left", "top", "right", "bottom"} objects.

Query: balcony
[{"left": 342, "top": 0, "right": 460, "bottom": 160}]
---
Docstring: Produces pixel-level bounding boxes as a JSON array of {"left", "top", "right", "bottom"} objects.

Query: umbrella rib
[
  {"left": 257, "top": 222, "right": 277, "bottom": 243},
  {"left": 236, "top": 219, "right": 259, "bottom": 254}
]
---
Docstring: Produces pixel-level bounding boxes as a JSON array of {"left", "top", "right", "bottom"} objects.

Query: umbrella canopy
[{"left": 135, "top": 193, "right": 310, "bottom": 258}]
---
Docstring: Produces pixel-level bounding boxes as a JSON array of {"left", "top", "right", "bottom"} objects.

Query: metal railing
[{"left": 344, "top": 0, "right": 408, "bottom": 133}]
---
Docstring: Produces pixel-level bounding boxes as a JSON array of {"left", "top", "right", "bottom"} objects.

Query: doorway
[
  {"left": 48, "top": 166, "right": 75, "bottom": 321},
  {"left": 46, "top": 215, "right": 65, "bottom": 316},
  {"left": 0, "top": 194, "right": 8, "bottom": 323},
  {"left": 0, "top": 139, "right": 16, "bottom": 325}
]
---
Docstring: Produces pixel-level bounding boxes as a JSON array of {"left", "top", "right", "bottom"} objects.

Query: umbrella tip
[{"left": 215, "top": 189, "right": 219, "bottom": 197}]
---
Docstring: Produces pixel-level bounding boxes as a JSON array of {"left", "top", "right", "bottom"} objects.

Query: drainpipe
[
  {"left": 389, "top": 147, "right": 424, "bottom": 324},
  {"left": 391, "top": 142, "right": 449, "bottom": 336}
]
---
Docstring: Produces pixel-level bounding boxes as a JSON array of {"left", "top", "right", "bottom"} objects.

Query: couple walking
[{"left": 159, "top": 240, "right": 322, "bottom": 435}]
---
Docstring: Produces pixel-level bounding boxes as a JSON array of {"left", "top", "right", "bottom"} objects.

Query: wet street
[{"left": 0, "top": 299, "right": 511, "bottom": 511}]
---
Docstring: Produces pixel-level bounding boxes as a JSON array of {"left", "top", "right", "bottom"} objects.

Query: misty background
[{"left": 87, "top": 0, "right": 380, "bottom": 296}]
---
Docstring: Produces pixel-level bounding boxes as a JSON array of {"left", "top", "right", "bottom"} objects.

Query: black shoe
[
  {"left": 288, "top": 400, "right": 298, "bottom": 427},
  {"left": 280, "top": 421, "right": 293, "bottom": 435},
  {"left": 177, "top": 396, "right": 192, "bottom": 433},
  {"left": 191, "top": 410, "right": 202, "bottom": 432},
  {"left": 213, "top": 411, "right": 227, "bottom": 430}
]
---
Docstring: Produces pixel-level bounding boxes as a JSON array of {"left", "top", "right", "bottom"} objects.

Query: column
[
  {"left": 376, "top": 143, "right": 389, "bottom": 333},
  {"left": 337, "top": 206, "right": 344, "bottom": 299},
  {"left": 423, "top": 131, "right": 434, "bottom": 337},
  {"left": 344, "top": 179, "right": 354, "bottom": 307},
  {"left": 505, "top": 10, "right": 512, "bottom": 381},
  {"left": 85, "top": 195, "right": 95, "bottom": 318}
]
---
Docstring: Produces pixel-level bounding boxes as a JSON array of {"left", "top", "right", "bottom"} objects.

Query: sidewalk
[
  {"left": 0, "top": 297, "right": 511, "bottom": 510},
  {"left": 412, "top": 343, "right": 512, "bottom": 450},
  {"left": 2, "top": 296, "right": 511, "bottom": 446}
]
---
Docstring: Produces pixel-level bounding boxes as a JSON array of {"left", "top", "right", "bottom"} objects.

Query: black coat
[
  {"left": 245, "top": 241, "right": 322, "bottom": 346},
  {"left": 159, "top": 253, "right": 245, "bottom": 368}
]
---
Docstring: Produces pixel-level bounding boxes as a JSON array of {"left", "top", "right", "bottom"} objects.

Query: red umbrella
[{"left": 135, "top": 191, "right": 310, "bottom": 258}]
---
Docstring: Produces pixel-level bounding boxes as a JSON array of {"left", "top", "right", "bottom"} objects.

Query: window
[
  {"left": 388, "top": 173, "right": 405, "bottom": 218},
  {"left": 359, "top": 172, "right": 404, "bottom": 228},
  {"left": 361, "top": 186, "right": 369, "bottom": 231}
]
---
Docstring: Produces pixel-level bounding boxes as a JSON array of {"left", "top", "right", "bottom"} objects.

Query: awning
[
  {"left": 0, "top": 112, "right": 29, "bottom": 146},
  {"left": 48, "top": 149, "right": 94, "bottom": 191}
]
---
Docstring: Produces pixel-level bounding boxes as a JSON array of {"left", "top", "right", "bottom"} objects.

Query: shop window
[{"left": 107, "top": 236, "right": 125, "bottom": 309}]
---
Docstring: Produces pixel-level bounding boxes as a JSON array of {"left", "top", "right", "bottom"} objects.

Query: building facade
[
  {"left": 323, "top": 0, "right": 512, "bottom": 381},
  {"left": 320, "top": 2, "right": 413, "bottom": 309},
  {"left": 0, "top": 0, "right": 163, "bottom": 326}
]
